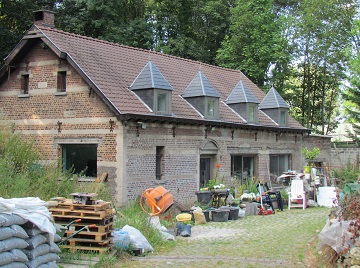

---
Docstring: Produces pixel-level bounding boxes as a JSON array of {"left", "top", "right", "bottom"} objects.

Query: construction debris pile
[{"left": 0, "top": 197, "right": 60, "bottom": 268}]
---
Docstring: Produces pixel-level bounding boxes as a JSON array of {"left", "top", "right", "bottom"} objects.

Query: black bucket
[
  {"left": 229, "top": 207, "right": 240, "bottom": 220},
  {"left": 203, "top": 210, "right": 210, "bottom": 222},
  {"left": 195, "top": 191, "right": 212, "bottom": 206},
  {"left": 212, "top": 209, "right": 229, "bottom": 222}
]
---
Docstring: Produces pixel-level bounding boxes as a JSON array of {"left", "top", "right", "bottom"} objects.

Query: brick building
[{"left": 0, "top": 11, "right": 331, "bottom": 205}]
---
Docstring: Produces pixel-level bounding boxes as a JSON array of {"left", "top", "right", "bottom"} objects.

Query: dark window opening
[
  {"left": 231, "top": 155, "right": 254, "bottom": 184},
  {"left": 21, "top": 74, "right": 29, "bottom": 94},
  {"left": 62, "top": 144, "right": 97, "bottom": 177},
  {"left": 270, "top": 154, "right": 290, "bottom": 177},
  {"left": 57, "top": 71, "right": 66, "bottom": 92},
  {"left": 156, "top": 146, "right": 164, "bottom": 180},
  {"left": 34, "top": 11, "right": 44, "bottom": 22}
]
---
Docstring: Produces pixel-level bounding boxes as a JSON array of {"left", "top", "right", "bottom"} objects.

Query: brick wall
[{"left": 0, "top": 42, "right": 119, "bottom": 198}]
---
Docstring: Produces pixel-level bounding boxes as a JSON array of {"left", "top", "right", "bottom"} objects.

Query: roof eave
[{"left": 117, "top": 113, "right": 311, "bottom": 134}]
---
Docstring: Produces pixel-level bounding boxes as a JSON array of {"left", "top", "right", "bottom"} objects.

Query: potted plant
[{"left": 302, "top": 147, "right": 320, "bottom": 175}]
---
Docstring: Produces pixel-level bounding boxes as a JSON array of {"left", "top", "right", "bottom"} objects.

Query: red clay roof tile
[{"left": 37, "top": 26, "right": 304, "bottom": 130}]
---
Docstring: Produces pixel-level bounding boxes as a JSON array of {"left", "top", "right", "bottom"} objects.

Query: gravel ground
[{"left": 115, "top": 207, "right": 331, "bottom": 268}]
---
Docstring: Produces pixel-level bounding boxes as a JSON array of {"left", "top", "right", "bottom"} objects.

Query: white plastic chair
[{"left": 288, "top": 179, "right": 306, "bottom": 210}]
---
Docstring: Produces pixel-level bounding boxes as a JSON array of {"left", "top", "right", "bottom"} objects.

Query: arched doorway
[{"left": 199, "top": 140, "right": 219, "bottom": 188}]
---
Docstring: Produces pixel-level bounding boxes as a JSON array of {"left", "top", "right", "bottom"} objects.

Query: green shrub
[
  {"left": 0, "top": 125, "right": 77, "bottom": 200},
  {"left": 332, "top": 163, "right": 360, "bottom": 186}
]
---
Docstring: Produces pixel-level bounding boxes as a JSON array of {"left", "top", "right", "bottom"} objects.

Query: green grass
[{"left": 111, "top": 206, "right": 331, "bottom": 268}]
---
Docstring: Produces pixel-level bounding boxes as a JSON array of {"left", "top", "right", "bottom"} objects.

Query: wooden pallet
[
  {"left": 61, "top": 244, "right": 112, "bottom": 253},
  {"left": 56, "top": 199, "right": 112, "bottom": 212},
  {"left": 65, "top": 237, "right": 113, "bottom": 247},
  {"left": 64, "top": 230, "right": 112, "bottom": 242},
  {"left": 56, "top": 221, "right": 114, "bottom": 233},
  {"left": 53, "top": 215, "right": 114, "bottom": 225},
  {"left": 49, "top": 207, "right": 113, "bottom": 218}
]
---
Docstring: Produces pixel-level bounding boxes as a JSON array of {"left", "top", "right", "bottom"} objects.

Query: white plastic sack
[
  {"left": 317, "top": 220, "right": 354, "bottom": 253},
  {"left": 122, "top": 225, "right": 153, "bottom": 253}
]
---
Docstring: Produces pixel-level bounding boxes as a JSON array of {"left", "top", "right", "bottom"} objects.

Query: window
[
  {"left": 280, "top": 110, "right": 286, "bottom": 125},
  {"left": 231, "top": 155, "right": 254, "bottom": 184},
  {"left": 57, "top": 71, "right": 66, "bottom": 92},
  {"left": 270, "top": 154, "right": 289, "bottom": 177},
  {"left": 207, "top": 99, "right": 215, "bottom": 117},
  {"left": 21, "top": 74, "right": 29, "bottom": 94},
  {"left": 248, "top": 105, "right": 255, "bottom": 122},
  {"left": 157, "top": 93, "right": 167, "bottom": 112},
  {"left": 156, "top": 146, "right": 164, "bottom": 180},
  {"left": 62, "top": 144, "right": 97, "bottom": 177}
]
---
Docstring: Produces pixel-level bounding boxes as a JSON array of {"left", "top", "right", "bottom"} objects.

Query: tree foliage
[
  {"left": 216, "top": 0, "right": 291, "bottom": 88},
  {"left": 343, "top": 18, "right": 360, "bottom": 142},
  {"left": 287, "top": 0, "right": 355, "bottom": 134}
]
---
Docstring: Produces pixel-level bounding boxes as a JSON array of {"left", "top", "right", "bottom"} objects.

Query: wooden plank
[
  {"left": 56, "top": 201, "right": 112, "bottom": 212},
  {"left": 64, "top": 230, "right": 112, "bottom": 242},
  {"left": 67, "top": 237, "right": 112, "bottom": 246},
  {"left": 49, "top": 207, "right": 113, "bottom": 218},
  {"left": 61, "top": 245, "right": 112, "bottom": 253},
  {"left": 53, "top": 215, "right": 114, "bottom": 225},
  {"left": 55, "top": 221, "right": 114, "bottom": 233}
]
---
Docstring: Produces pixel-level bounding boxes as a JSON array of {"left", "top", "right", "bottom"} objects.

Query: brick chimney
[{"left": 33, "top": 10, "right": 55, "bottom": 28}]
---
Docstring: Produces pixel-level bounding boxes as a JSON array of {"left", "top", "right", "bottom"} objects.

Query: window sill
[
  {"left": 77, "top": 177, "right": 96, "bottom": 182},
  {"left": 54, "top": 92, "right": 67, "bottom": 96},
  {"left": 18, "top": 94, "right": 30, "bottom": 98}
]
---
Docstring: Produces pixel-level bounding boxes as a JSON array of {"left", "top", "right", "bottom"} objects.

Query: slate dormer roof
[
  {"left": 129, "top": 61, "right": 173, "bottom": 91},
  {"left": 182, "top": 71, "right": 220, "bottom": 98},
  {"left": 259, "top": 86, "right": 290, "bottom": 109},
  {"left": 225, "top": 80, "right": 260, "bottom": 104}
]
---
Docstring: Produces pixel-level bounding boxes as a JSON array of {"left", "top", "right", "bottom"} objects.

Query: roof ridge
[{"left": 37, "top": 25, "right": 244, "bottom": 75}]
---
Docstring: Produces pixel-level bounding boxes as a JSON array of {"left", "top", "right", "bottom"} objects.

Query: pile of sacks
[{"left": 0, "top": 198, "right": 60, "bottom": 268}]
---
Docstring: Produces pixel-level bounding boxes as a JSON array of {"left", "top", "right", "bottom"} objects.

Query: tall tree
[
  {"left": 55, "top": 0, "right": 153, "bottom": 49},
  {"left": 216, "top": 0, "right": 291, "bottom": 88},
  {"left": 151, "top": 0, "right": 234, "bottom": 64},
  {"left": 343, "top": 18, "right": 360, "bottom": 142},
  {"left": 286, "top": 0, "right": 356, "bottom": 134}
]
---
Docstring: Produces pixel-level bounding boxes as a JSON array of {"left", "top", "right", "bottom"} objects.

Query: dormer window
[
  {"left": 225, "top": 80, "right": 259, "bottom": 123},
  {"left": 182, "top": 71, "right": 220, "bottom": 119},
  {"left": 129, "top": 61, "right": 174, "bottom": 115},
  {"left": 280, "top": 109, "right": 287, "bottom": 126},
  {"left": 155, "top": 90, "right": 171, "bottom": 114},
  {"left": 206, "top": 97, "right": 219, "bottom": 118},
  {"left": 259, "top": 86, "right": 289, "bottom": 126},
  {"left": 248, "top": 105, "right": 255, "bottom": 122}
]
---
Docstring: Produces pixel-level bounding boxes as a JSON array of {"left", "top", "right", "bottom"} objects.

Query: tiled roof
[
  {"left": 129, "top": 61, "right": 174, "bottom": 91},
  {"left": 259, "top": 86, "right": 290, "bottom": 109},
  {"left": 182, "top": 71, "right": 220, "bottom": 98},
  {"left": 4, "top": 25, "right": 305, "bottom": 130},
  {"left": 225, "top": 80, "right": 260, "bottom": 104}
]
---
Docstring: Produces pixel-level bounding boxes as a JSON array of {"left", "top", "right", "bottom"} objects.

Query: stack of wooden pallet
[{"left": 49, "top": 198, "right": 114, "bottom": 253}]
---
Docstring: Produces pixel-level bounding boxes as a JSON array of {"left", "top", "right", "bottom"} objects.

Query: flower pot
[
  {"left": 195, "top": 190, "right": 212, "bottom": 206},
  {"left": 211, "top": 209, "right": 230, "bottom": 222}
]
